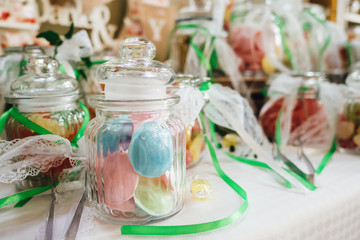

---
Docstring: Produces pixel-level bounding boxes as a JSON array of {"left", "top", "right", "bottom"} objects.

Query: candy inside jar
[
  {"left": 3, "top": 55, "right": 86, "bottom": 190},
  {"left": 337, "top": 71, "right": 360, "bottom": 153},
  {"left": 260, "top": 73, "right": 332, "bottom": 147},
  {"left": 85, "top": 37, "right": 186, "bottom": 224}
]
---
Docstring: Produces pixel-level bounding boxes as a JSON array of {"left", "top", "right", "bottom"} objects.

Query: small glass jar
[
  {"left": 169, "top": 74, "right": 206, "bottom": 168},
  {"left": 4, "top": 55, "right": 85, "bottom": 190},
  {"left": 85, "top": 37, "right": 186, "bottom": 224},
  {"left": 260, "top": 73, "right": 330, "bottom": 146},
  {"left": 169, "top": 0, "right": 213, "bottom": 74},
  {"left": 337, "top": 71, "right": 360, "bottom": 154}
]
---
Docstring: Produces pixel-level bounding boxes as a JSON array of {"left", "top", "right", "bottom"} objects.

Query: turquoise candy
[
  {"left": 129, "top": 121, "right": 173, "bottom": 177},
  {"left": 97, "top": 118, "right": 133, "bottom": 157}
]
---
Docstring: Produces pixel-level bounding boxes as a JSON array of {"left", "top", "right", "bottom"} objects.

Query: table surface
[{"left": 1, "top": 147, "right": 360, "bottom": 240}]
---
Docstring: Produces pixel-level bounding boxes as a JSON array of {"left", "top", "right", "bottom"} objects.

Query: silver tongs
[
  {"left": 45, "top": 170, "right": 55, "bottom": 240},
  {"left": 64, "top": 172, "right": 87, "bottom": 240},
  {"left": 297, "top": 138, "right": 315, "bottom": 184},
  {"left": 272, "top": 141, "right": 315, "bottom": 184}
]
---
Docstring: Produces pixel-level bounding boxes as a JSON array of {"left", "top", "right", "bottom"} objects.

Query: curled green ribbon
[
  {"left": 274, "top": 14, "right": 298, "bottom": 72},
  {"left": 121, "top": 112, "right": 248, "bottom": 235}
]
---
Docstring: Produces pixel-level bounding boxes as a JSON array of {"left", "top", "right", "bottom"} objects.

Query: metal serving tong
[
  {"left": 272, "top": 141, "right": 315, "bottom": 184},
  {"left": 64, "top": 171, "right": 87, "bottom": 240},
  {"left": 45, "top": 170, "right": 55, "bottom": 240},
  {"left": 297, "top": 138, "right": 316, "bottom": 184}
]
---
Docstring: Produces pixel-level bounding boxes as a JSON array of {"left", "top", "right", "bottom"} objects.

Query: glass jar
[
  {"left": 4, "top": 55, "right": 85, "bottom": 190},
  {"left": 169, "top": 74, "right": 206, "bottom": 168},
  {"left": 85, "top": 37, "right": 186, "bottom": 224},
  {"left": 337, "top": 71, "right": 360, "bottom": 154},
  {"left": 260, "top": 73, "right": 330, "bottom": 147},
  {"left": 170, "top": 0, "right": 213, "bottom": 74}
]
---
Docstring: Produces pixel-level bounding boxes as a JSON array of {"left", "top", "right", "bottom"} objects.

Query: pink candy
[
  {"left": 96, "top": 152, "right": 139, "bottom": 211},
  {"left": 230, "top": 26, "right": 265, "bottom": 71}
]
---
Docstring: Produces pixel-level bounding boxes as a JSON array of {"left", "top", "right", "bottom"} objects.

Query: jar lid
[
  {"left": 96, "top": 37, "right": 175, "bottom": 100},
  {"left": 346, "top": 70, "right": 360, "bottom": 91},
  {"left": 10, "top": 55, "right": 79, "bottom": 97},
  {"left": 173, "top": 74, "right": 210, "bottom": 87}
]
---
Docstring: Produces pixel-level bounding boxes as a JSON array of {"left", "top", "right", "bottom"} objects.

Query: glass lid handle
[
  {"left": 27, "top": 55, "right": 59, "bottom": 75},
  {"left": 119, "top": 37, "right": 156, "bottom": 60}
]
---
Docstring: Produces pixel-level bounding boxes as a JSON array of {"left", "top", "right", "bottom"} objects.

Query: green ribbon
[
  {"left": 0, "top": 183, "right": 58, "bottom": 208},
  {"left": 304, "top": 10, "right": 332, "bottom": 71},
  {"left": 316, "top": 137, "right": 337, "bottom": 174},
  {"left": 174, "top": 24, "right": 216, "bottom": 82},
  {"left": 345, "top": 42, "right": 353, "bottom": 67},
  {"left": 121, "top": 112, "right": 248, "bottom": 235},
  {"left": 274, "top": 14, "right": 298, "bottom": 72},
  {"left": 225, "top": 153, "right": 292, "bottom": 188},
  {"left": 70, "top": 102, "right": 90, "bottom": 147}
]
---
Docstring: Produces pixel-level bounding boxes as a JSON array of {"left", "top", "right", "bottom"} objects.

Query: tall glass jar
[
  {"left": 169, "top": 74, "right": 206, "bottom": 168},
  {"left": 260, "top": 73, "right": 330, "bottom": 147},
  {"left": 337, "top": 71, "right": 360, "bottom": 154},
  {"left": 4, "top": 55, "right": 85, "bottom": 190},
  {"left": 170, "top": 0, "right": 213, "bottom": 74},
  {"left": 85, "top": 37, "right": 186, "bottom": 224}
]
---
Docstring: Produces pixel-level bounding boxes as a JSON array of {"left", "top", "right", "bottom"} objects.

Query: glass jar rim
[{"left": 88, "top": 94, "right": 180, "bottom": 112}]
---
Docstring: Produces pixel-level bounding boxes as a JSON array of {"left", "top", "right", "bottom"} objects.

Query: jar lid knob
[
  {"left": 119, "top": 37, "right": 156, "bottom": 60},
  {"left": 27, "top": 55, "right": 59, "bottom": 75}
]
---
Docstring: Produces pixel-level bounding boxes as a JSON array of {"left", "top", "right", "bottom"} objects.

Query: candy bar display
[
  {"left": 85, "top": 38, "right": 186, "bottom": 224},
  {"left": 337, "top": 71, "right": 360, "bottom": 154},
  {"left": 4, "top": 55, "right": 85, "bottom": 190},
  {"left": 260, "top": 73, "right": 331, "bottom": 147}
]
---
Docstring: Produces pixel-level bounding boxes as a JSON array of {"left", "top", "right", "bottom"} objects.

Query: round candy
[
  {"left": 222, "top": 133, "right": 241, "bottom": 149},
  {"left": 189, "top": 134, "right": 204, "bottom": 163},
  {"left": 97, "top": 118, "right": 133, "bottom": 157},
  {"left": 101, "top": 152, "right": 139, "bottom": 210},
  {"left": 129, "top": 121, "right": 173, "bottom": 177},
  {"left": 190, "top": 179, "right": 212, "bottom": 200},
  {"left": 353, "top": 134, "right": 360, "bottom": 146},
  {"left": 261, "top": 55, "right": 276, "bottom": 74},
  {"left": 337, "top": 120, "right": 355, "bottom": 140},
  {"left": 134, "top": 175, "right": 174, "bottom": 216}
]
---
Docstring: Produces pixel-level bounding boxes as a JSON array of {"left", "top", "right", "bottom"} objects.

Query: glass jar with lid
[
  {"left": 4, "top": 55, "right": 86, "bottom": 190},
  {"left": 169, "top": 74, "right": 207, "bottom": 168},
  {"left": 85, "top": 37, "right": 186, "bottom": 224},
  {"left": 337, "top": 71, "right": 360, "bottom": 154},
  {"left": 169, "top": 0, "right": 213, "bottom": 74},
  {"left": 260, "top": 72, "right": 331, "bottom": 147}
]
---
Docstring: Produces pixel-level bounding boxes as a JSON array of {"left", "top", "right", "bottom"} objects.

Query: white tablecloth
[{"left": 1, "top": 147, "right": 360, "bottom": 240}]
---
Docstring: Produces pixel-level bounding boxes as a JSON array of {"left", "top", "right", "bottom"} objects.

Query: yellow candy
[
  {"left": 357, "top": 126, "right": 360, "bottom": 134},
  {"left": 186, "top": 126, "right": 192, "bottom": 147},
  {"left": 337, "top": 121, "right": 355, "bottom": 140},
  {"left": 261, "top": 55, "right": 276, "bottom": 74},
  {"left": 353, "top": 134, "right": 360, "bottom": 146},
  {"left": 222, "top": 133, "right": 240, "bottom": 149},
  {"left": 189, "top": 134, "right": 204, "bottom": 163},
  {"left": 190, "top": 179, "right": 212, "bottom": 200}
]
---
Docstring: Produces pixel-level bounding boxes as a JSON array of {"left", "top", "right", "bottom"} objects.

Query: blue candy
[
  {"left": 129, "top": 122, "right": 173, "bottom": 177},
  {"left": 97, "top": 118, "right": 133, "bottom": 157}
]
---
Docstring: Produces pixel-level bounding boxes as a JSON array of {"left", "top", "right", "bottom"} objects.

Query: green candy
[{"left": 134, "top": 175, "right": 174, "bottom": 217}]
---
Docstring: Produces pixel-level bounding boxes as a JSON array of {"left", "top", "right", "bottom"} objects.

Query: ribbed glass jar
[{"left": 85, "top": 95, "right": 186, "bottom": 224}]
